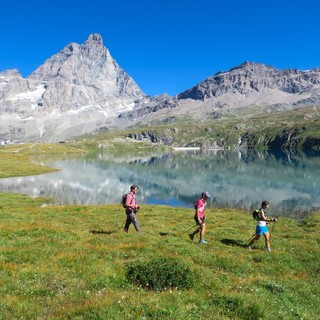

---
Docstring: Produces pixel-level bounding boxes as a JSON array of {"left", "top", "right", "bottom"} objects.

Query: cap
[{"left": 202, "top": 191, "right": 211, "bottom": 198}]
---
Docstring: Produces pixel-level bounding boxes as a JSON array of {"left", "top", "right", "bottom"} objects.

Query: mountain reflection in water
[{"left": 0, "top": 149, "right": 319, "bottom": 218}]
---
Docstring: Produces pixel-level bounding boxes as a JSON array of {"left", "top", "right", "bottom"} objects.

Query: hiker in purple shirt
[{"left": 124, "top": 185, "right": 141, "bottom": 233}]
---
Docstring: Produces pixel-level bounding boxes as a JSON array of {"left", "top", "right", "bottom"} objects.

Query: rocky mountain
[
  {"left": 121, "top": 61, "right": 320, "bottom": 125},
  {"left": 1, "top": 34, "right": 320, "bottom": 143},
  {"left": 0, "top": 34, "right": 146, "bottom": 142}
]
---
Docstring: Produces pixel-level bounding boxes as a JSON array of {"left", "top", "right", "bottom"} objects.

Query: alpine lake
[{"left": 1, "top": 148, "right": 319, "bottom": 219}]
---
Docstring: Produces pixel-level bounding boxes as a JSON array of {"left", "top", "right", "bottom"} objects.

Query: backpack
[
  {"left": 121, "top": 194, "right": 127, "bottom": 208},
  {"left": 252, "top": 209, "right": 260, "bottom": 220}
]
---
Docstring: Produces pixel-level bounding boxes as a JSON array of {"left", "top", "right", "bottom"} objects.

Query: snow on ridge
[
  {"left": 63, "top": 104, "right": 115, "bottom": 118},
  {"left": 65, "top": 104, "right": 104, "bottom": 116},
  {"left": 7, "top": 85, "right": 46, "bottom": 102},
  {"left": 118, "top": 101, "right": 135, "bottom": 112},
  {"left": 15, "top": 115, "right": 34, "bottom": 121},
  {"left": 49, "top": 110, "right": 62, "bottom": 117}
]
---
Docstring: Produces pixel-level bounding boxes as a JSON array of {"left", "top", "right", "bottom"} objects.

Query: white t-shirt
[{"left": 257, "top": 209, "right": 267, "bottom": 227}]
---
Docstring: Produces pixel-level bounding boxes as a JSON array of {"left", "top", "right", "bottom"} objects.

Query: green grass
[
  {"left": 0, "top": 139, "right": 319, "bottom": 319},
  {"left": 0, "top": 192, "right": 319, "bottom": 319},
  {"left": 0, "top": 143, "right": 85, "bottom": 178}
]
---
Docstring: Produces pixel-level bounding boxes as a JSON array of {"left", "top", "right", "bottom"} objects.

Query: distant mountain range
[{"left": 1, "top": 33, "right": 320, "bottom": 143}]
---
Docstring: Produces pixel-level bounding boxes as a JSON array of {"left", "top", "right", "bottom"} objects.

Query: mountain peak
[
  {"left": 177, "top": 60, "right": 320, "bottom": 101},
  {"left": 229, "top": 61, "right": 275, "bottom": 72},
  {"left": 85, "top": 33, "right": 103, "bottom": 46}
]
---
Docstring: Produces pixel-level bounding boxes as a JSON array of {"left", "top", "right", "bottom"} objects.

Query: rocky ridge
[
  {"left": 121, "top": 62, "right": 320, "bottom": 125},
  {"left": 1, "top": 34, "right": 320, "bottom": 144}
]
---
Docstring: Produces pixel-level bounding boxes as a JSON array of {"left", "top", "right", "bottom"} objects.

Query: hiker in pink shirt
[
  {"left": 189, "top": 191, "right": 210, "bottom": 244},
  {"left": 124, "top": 185, "right": 141, "bottom": 233}
]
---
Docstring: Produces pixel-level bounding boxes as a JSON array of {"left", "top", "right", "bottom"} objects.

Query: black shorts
[{"left": 194, "top": 216, "right": 205, "bottom": 226}]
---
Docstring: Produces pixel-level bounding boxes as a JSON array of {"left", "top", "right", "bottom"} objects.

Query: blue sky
[{"left": 1, "top": 0, "right": 319, "bottom": 96}]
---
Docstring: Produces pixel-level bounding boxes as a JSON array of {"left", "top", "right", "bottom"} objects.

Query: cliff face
[
  {"left": 27, "top": 33, "right": 144, "bottom": 113},
  {"left": 178, "top": 62, "right": 320, "bottom": 100},
  {"left": 0, "top": 34, "right": 146, "bottom": 142}
]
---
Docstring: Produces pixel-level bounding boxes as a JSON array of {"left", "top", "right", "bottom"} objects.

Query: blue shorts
[{"left": 256, "top": 225, "right": 269, "bottom": 235}]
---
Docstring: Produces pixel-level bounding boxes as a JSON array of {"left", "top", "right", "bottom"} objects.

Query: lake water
[{"left": 1, "top": 149, "right": 319, "bottom": 218}]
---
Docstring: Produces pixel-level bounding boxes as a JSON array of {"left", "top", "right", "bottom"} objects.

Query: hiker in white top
[{"left": 247, "top": 200, "right": 277, "bottom": 252}]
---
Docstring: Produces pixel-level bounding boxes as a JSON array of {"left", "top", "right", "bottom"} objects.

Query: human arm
[
  {"left": 260, "top": 210, "right": 277, "bottom": 223},
  {"left": 196, "top": 208, "right": 202, "bottom": 223},
  {"left": 126, "top": 193, "right": 140, "bottom": 211}
]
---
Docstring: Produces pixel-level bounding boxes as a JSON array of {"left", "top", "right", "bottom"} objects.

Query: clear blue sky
[{"left": 1, "top": 0, "right": 319, "bottom": 96}]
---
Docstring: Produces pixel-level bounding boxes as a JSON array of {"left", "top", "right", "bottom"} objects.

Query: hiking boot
[
  {"left": 199, "top": 239, "right": 208, "bottom": 245},
  {"left": 247, "top": 246, "right": 252, "bottom": 251},
  {"left": 189, "top": 233, "right": 194, "bottom": 241},
  {"left": 123, "top": 228, "right": 128, "bottom": 233},
  {"left": 267, "top": 248, "right": 272, "bottom": 252}
]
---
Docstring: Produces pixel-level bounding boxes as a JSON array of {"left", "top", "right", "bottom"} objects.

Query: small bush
[
  {"left": 264, "top": 281, "right": 285, "bottom": 293},
  {"left": 125, "top": 257, "right": 194, "bottom": 291},
  {"left": 211, "top": 295, "right": 265, "bottom": 320}
]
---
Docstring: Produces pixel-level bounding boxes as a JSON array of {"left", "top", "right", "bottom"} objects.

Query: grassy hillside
[
  {"left": 82, "top": 106, "right": 320, "bottom": 151},
  {"left": 0, "top": 192, "right": 319, "bottom": 319}
]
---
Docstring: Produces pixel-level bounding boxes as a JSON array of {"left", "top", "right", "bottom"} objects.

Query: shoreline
[
  {"left": 173, "top": 147, "right": 200, "bottom": 151},
  {"left": 172, "top": 147, "right": 225, "bottom": 151}
]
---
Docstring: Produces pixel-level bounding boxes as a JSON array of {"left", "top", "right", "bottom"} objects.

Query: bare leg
[
  {"left": 248, "top": 234, "right": 261, "bottom": 249},
  {"left": 199, "top": 223, "right": 206, "bottom": 241},
  {"left": 189, "top": 226, "right": 200, "bottom": 241},
  {"left": 190, "top": 227, "right": 199, "bottom": 237},
  {"left": 264, "top": 232, "right": 271, "bottom": 251}
]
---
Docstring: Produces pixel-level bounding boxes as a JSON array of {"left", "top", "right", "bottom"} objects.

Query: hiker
[
  {"left": 247, "top": 200, "right": 277, "bottom": 252},
  {"left": 124, "top": 184, "right": 141, "bottom": 233},
  {"left": 189, "top": 191, "right": 210, "bottom": 244}
]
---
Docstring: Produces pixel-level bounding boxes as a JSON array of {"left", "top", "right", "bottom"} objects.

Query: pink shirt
[
  {"left": 125, "top": 192, "right": 137, "bottom": 213},
  {"left": 196, "top": 198, "right": 206, "bottom": 218}
]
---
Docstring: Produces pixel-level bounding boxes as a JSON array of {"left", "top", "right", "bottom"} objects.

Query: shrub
[
  {"left": 211, "top": 295, "right": 265, "bottom": 320},
  {"left": 125, "top": 257, "right": 194, "bottom": 291},
  {"left": 264, "top": 281, "right": 285, "bottom": 293}
]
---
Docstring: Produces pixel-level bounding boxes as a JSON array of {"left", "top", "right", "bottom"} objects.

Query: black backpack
[
  {"left": 121, "top": 194, "right": 127, "bottom": 208},
  {"left": 252, "top": 209, "right": 260, "bottom": 220}
]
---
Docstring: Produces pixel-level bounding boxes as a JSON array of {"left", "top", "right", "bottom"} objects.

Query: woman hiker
[
  {"left": 189, "top": 191, "right": 210, "bottom": 244},
  {"left": 247, "top": 200, "right": 277, "bottom": 252}
]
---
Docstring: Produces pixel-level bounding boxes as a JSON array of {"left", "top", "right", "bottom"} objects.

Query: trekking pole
[
  {"left": 269, "top": 217, "right": 277, "bottom": 240},
  {"left": 271, "top": 217, "right": 277, "bottom": 232},
  {"left": 245, "top": 233, "right": 256, "bottom": 244},
  {"left": 117, "top": 220, "right": 126, "bottom": 232},
  {"left": 181, "top": 224, "right": 198, "bottom": 235}
]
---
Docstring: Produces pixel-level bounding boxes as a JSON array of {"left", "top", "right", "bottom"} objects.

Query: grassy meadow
[
  {"left": 0, "top": 192, "right": 319, "bottom": 320},
  {"left": 0, "top": 143, "right": 85, "bottom": 178},
  {"left": 0, "top": 142, "right": 319, "bottom": 319}
]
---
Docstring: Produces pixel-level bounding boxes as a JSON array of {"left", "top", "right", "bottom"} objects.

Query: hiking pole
[
  {"left": 182, "top": 224, "right": 198, "bottom": 235},
  {"left": 271, "top": 217, "right": 277, "bottom": 232},
  {"left": 269, "top": 217, "right": 278, "bottom": 240},
  {"left": 245, "top": 233, "right": 256, "bottom": 245},
  {"left": 117, "top": 220, "right": 126, "bottom": 232}
]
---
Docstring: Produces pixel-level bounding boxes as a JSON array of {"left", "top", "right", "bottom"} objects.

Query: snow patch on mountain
[{"left": 7, "top": 84, "right": 46, "bottom": 109}]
